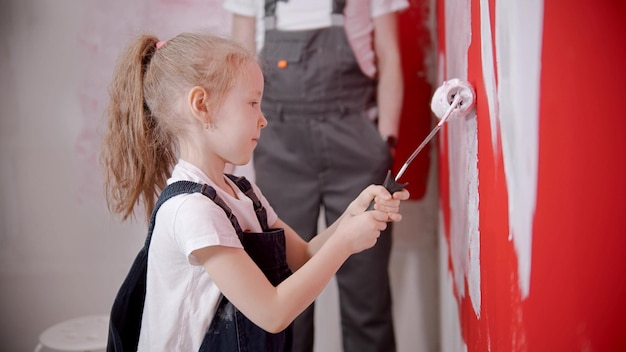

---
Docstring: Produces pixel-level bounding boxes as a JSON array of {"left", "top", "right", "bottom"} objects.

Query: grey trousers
[{"left": 254, "top": 106, "right": 395, "bottom": 352}]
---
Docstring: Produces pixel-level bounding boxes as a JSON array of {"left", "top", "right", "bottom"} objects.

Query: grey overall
[{"left": 254, "top": 1, "right": 396, "bottom": 351}]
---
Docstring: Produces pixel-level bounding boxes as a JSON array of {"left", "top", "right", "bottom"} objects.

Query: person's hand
[
  {"left": 329, "top": 185, "right": 410, "bottom": 256},
  {"left": 333, "top": 210, "right": 390, "bottom": 255},
  {"left": 346, "top": 185, "right": 410, "bottom": 222}
]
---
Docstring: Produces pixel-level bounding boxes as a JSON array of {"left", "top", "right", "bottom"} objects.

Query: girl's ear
[{"left": 188, "top": 86, "right": 211, "bottom": 125}]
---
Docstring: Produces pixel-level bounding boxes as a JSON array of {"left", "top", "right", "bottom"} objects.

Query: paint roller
[{"left": 374, "top": 79, "right": 476, "bottom": 197}]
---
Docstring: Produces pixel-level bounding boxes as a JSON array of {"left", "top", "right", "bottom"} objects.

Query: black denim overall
[
  {"left": 200, "top": 174, "right": 293, "bottom": 352},
  {"left": 107, "top": 175, "right": 292, "bottom": 352},
  {"left": 253, "top": 1, "right": 395, "bottom": 352}
]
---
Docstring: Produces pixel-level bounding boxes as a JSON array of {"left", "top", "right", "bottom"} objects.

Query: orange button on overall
[{"left": 277, "top": 60, "right": 288, "bottom": 69}]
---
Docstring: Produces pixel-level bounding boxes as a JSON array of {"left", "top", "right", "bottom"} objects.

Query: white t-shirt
[
  {"left": 223, "top": 0, "right": 409, "bottom": 77},
  {"left": 137, "top": 159, "right": 278, "bottom": 351}
]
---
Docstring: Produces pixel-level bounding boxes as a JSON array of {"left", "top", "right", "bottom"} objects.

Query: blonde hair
[{"left": 100, "top": 32, "right": 254, "bottom": 222}]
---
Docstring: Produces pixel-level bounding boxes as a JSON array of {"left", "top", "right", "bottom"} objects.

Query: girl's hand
[
  {"left": 346, "top": 185, "right": 410, "bottom": 222},
  {"left": 330, "top": 185, "right": 410, "bottom": 255},
  {"left": 332, "top": 210, "right": 390, "bottom": 255}
]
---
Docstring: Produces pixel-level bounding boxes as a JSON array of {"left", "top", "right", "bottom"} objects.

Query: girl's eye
[{"left": 250, "top": 102, "right": 259, "bottom": 108}]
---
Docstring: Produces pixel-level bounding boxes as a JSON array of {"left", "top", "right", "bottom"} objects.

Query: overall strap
[
  {"left": 146, "top": 176, "right": 271, "bottom": 248},
  {"left": 332, "top": 0, "right": 346, "bottom": 15},
  {"left": 225, "top": 174, "right": 270, "bottom": 231},
  {"left": 145, "top": 181, "right": 246, "bottom": 246},
  {"left": 264, "top": 0, "right": 346, "bottom": 30},
  {"left": 145, "top": 181, "right": 203, "bottom": 247}
]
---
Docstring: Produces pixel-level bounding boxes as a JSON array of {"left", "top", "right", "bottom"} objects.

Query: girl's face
[{"left": 211, "top": 60, "right": 267, "bottom": 166}]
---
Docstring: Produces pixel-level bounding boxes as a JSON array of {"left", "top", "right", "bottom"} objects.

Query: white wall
[{"left": 0, "top": 1, "right": 439, "bottom": 351}]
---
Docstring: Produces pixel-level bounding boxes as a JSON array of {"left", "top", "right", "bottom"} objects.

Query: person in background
[
  {"left": 100, "top": 32, "right": 409, "bottom": 351},
  {"left": 224, "top": 1, "right": 409, "bottom": 351}
]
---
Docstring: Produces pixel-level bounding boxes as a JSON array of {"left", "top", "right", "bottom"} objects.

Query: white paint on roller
[
  {"left": 443, "top": 0, "right": 481, "bottom": 318},
  {"left": 430, "top": 79, "right": 476, "bottom": 122},
  {"left": 494, "top": 0, "right": 544, "bottom": 299}
]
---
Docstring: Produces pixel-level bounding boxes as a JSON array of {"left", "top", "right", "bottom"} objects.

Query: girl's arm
[{"left": 192, "top": 185, "right": 408, "bottom": 333}]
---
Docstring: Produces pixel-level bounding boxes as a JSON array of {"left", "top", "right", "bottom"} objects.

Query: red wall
[{"left": 438, "top": 0, "right": 626, "bottom": 350}]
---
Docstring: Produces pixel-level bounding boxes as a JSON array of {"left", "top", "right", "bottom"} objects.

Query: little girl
[{"left": 100, "top": 32, "right": 409, "bottom": 351}]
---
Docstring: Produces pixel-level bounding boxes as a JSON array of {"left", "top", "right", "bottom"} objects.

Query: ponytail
[{"left": 101, "top": 35, "right": 176, "bottom": 222}]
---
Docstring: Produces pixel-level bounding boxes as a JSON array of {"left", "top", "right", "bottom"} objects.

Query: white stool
[{"left": 34, "top": 315, "right": 109, "bottom": 352}]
